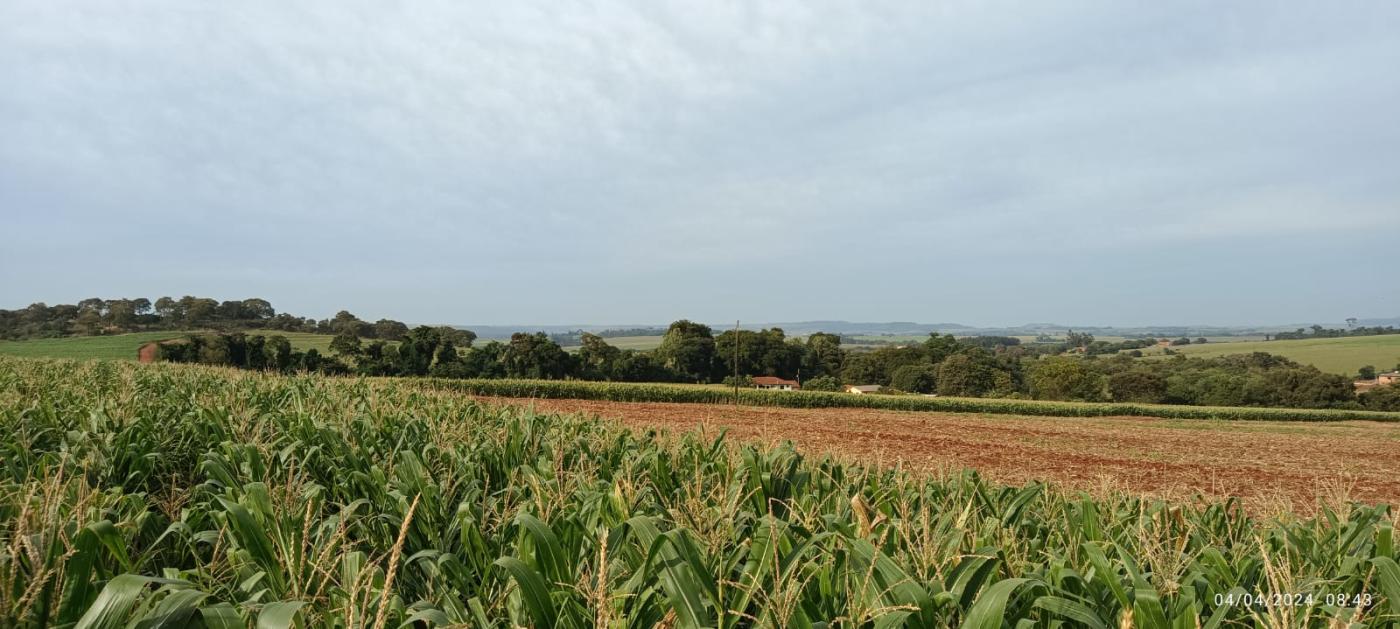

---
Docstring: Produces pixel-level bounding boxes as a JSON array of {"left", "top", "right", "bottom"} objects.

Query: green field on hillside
[
  {"left": 0, "top": 330, "right": 340, "bottom": 361},
  {"left": 1138, "top": 334, "right": 1400, "bottom": 376},
  {"left": 561, "top": 334, "right": 663, "bottom": 352}
]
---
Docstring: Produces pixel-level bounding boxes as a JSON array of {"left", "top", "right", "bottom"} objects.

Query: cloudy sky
[{"left": 3, "top": 1, "right": 1397, "bottom": 327}]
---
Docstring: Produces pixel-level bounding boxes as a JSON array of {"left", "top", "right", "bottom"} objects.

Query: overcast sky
[{"left": 3, "top": 2, "right": 1398, "bottom": 327}]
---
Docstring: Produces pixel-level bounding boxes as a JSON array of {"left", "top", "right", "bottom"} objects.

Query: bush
[
  {"left": 1360, "top": 383, "right": 1400, "bottom": 411},
  {"left": 802, "top": 375, "right": 840, "bottom": 391}
]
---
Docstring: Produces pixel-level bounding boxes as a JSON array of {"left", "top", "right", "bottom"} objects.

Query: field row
[{"left": 425, "top": 377, "right": 1400, "bottom": 422}]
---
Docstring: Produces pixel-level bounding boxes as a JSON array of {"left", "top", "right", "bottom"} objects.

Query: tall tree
[
  {"left": 502, "top": 333, "right": 572, "bottom": 379},
  {"left": 801, "top": 332, "right": 845, "bottom": 379},
  {"left": 656, "top": 320, "right": 716, "bottom": 383}
]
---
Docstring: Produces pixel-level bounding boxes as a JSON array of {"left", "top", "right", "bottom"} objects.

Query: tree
[
  {"left": 656, "top": 320, "right": 716, "bottom": 383},
  {"left": 396, "top": 326, "right": 442, "bottom": 376},
  {"left": 330, "top": 329, "right": 362, "bottom": 358},
  {"left": 889, "top": 364, "right": 938, "bottom": 394},
  {"left": 577, "top": 333, "right": 621, "bottom": 380},
  {"left": 802, "top": 375, "right": 841, "bottom": 392},
  {"left": 265, "top": 335, "right": 293, "bottom": 371},
  {"left": 372, "top": 319, "right": 410, "bottom": 341},
  {"left": 154, "top": 297, "right": 178, "bottom": 320},
  {"left": 180, "top": 297, "right": 217, "bottom": 324},
  {"left": 330, "top": 311, "right": 370, "bottom": 337},
  {"left": 241, "top": 298, "right": 275, "bottom": 320},
  {"left": 1359, "top": 365, "right": 1377, "bottom": 380},
  {"left": 1108, "top": 370, "right": 1167, "bottom": 403},
  {"left": 936, "top": 351, "right": 998, "bottom": 397},
  {"left": 428, "top": 338, "right": 464, "bottom": 377},
  {"left": 715, "top": 328, "right": 801, "bottom": 379},
  {"left": 105, "top": 299, "right": 137, "bottom": 326},
  {"left": 1027, "top": 357, "right": 1105, "bottom": 401},
  {"left": 436, "top": 326, "right": 477, "bottom": 348},
  {"left": 461, "top": 341, "right": 507, "bottom": 379},
  {"left": 502, "top": 333, "right": 572, "bottom": 379},
  {"left": 74, "top": 308, "right": 104, "bottom": 335},
  {"left": 1064, "top": 330, "right": 1094, "bottom": 350},
  {"left": 801, "top": 332, "right": 845, "bottom": 379},
  {"left": 923, "top": 334, "right": 961, "bottom": 363}
]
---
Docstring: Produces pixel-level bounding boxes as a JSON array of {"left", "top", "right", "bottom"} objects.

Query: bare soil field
[{"left": 477, "top": 396, "right": 1400, "bottom": 512}]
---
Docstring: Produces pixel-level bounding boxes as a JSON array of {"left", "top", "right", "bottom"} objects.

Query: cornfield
[
  {"left": 430, "top": 378, "right": 1400, "bottom": 422},
  {"left": 1, "top": 357, "right": 1397, "bottom": 628}
]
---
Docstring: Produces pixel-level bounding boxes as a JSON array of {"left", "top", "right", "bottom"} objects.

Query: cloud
[{"left": 2, "top": 1, "right": 1398, "bottom": 325}]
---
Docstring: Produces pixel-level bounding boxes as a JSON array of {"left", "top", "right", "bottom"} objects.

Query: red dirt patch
[{"left": 477, "top": 396, "right": 1400, "bottom": 512}]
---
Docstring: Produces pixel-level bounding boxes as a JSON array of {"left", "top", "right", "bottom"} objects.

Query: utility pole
[{"left": 733, "top": 320, "right": 740, "bottom": 407}]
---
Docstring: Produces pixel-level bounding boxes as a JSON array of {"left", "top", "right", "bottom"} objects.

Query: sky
[{"left": 2, "top": 1, "right": 1398, "bottom": 327}]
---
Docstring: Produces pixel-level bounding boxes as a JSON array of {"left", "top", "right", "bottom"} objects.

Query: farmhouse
[
  {"left": 846, "top": 384, "right": 882, "bottom": 395},
  {"left": 1381, "top": 371, "right": 1400, "bottom": 386},
  {"left": 752, "top": 376, "right": 800, "bottom": 391}
]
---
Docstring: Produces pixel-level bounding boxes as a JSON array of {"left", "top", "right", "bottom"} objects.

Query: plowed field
[{"left": 478, "top": 396, "right": 1400, "bottom": 512}]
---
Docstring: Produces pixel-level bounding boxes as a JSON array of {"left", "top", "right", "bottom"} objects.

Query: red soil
[{"left": 476, "top": 396, "right": 1400, "bottom": 511}]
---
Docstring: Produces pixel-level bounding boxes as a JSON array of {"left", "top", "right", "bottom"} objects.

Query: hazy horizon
[{"left": 4, "top": 2, "right": 1399, "bottom": 326}]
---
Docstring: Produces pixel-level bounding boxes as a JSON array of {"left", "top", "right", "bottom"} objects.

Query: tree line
[
  {"left": 8, "top": 297, "right": 1399, "bottom": 411},
  {"left": 0, "top": 296, "right": 414, "bottom": 341},
  {"left": 158, "top": 318, "right": 1400, "bottom": 411},
  {"left": 1271, "top": 324, "right": 1400, "bottom": 341}
]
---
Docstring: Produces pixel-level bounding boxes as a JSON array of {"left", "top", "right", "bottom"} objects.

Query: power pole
[{"left": 733, "top": 320, "right": 740, "bottom": 407}]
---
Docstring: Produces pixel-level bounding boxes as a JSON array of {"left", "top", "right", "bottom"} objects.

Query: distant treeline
[
  {"left": 1270, "top": 324, "right": 1400, "bottom": 341},
  {"left": 8, "top": 297, "right": 1400, "bottom": 411},
  {"left": 0, "top": 296, "right": 417, "bottom": 341},
  {"left": 547, "top": 327, "right": 666, "bottom": 346},
  {"left": 164, "top": 321, "right": 1400, "bottom": 412}
]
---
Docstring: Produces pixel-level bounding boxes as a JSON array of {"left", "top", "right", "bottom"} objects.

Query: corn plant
[{"left": 0, "top": 356, "right": 1397, "bottom": 628}]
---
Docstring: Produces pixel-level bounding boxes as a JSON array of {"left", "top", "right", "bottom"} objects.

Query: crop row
[
  {"left": 428, "top": 377, "right": 1400, "bottom": 422},
  {"left": 1, "top": 356, "right": 1398, "bottom": 627}
]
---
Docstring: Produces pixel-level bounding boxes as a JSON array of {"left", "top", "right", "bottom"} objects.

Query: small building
[
  {"left": 846, "top": 384, "right": 882, "bottom": 395},
  {"left": 752, "top": 376, "right": 800, "bottom": 391},
  {"left": 1381, "top": 371, "right": 1400, "bottom": 386}
]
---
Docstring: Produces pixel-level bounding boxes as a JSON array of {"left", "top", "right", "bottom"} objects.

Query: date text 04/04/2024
[{"left": 1214, "top": 592, "right": 1374, "bottom": 608}]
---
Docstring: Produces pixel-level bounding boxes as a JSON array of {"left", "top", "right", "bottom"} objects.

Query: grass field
[
  {"left": 3, "top": 356, "right": 1399, "bottom": 626},
  {"left": 0, "top": 330, "right": 340, "bottom": 361},
  {"left": 561, "top": 334, "right": 663, "bottom": 352},
  {"left": 1138, "top": 334, "right": 1400, "bottom": 375}
]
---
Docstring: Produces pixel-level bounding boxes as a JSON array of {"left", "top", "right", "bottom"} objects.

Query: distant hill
[{"left": 457, "top": 317, "right": 1400, "bottom": 341}]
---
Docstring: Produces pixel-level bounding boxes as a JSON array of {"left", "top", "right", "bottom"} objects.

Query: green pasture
[
  {"left": 0, "top": 330, "right": 340, "bottom": 361},
  {"left": 1138, "top": 334, "right": 1400, "bottom": 376}
]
